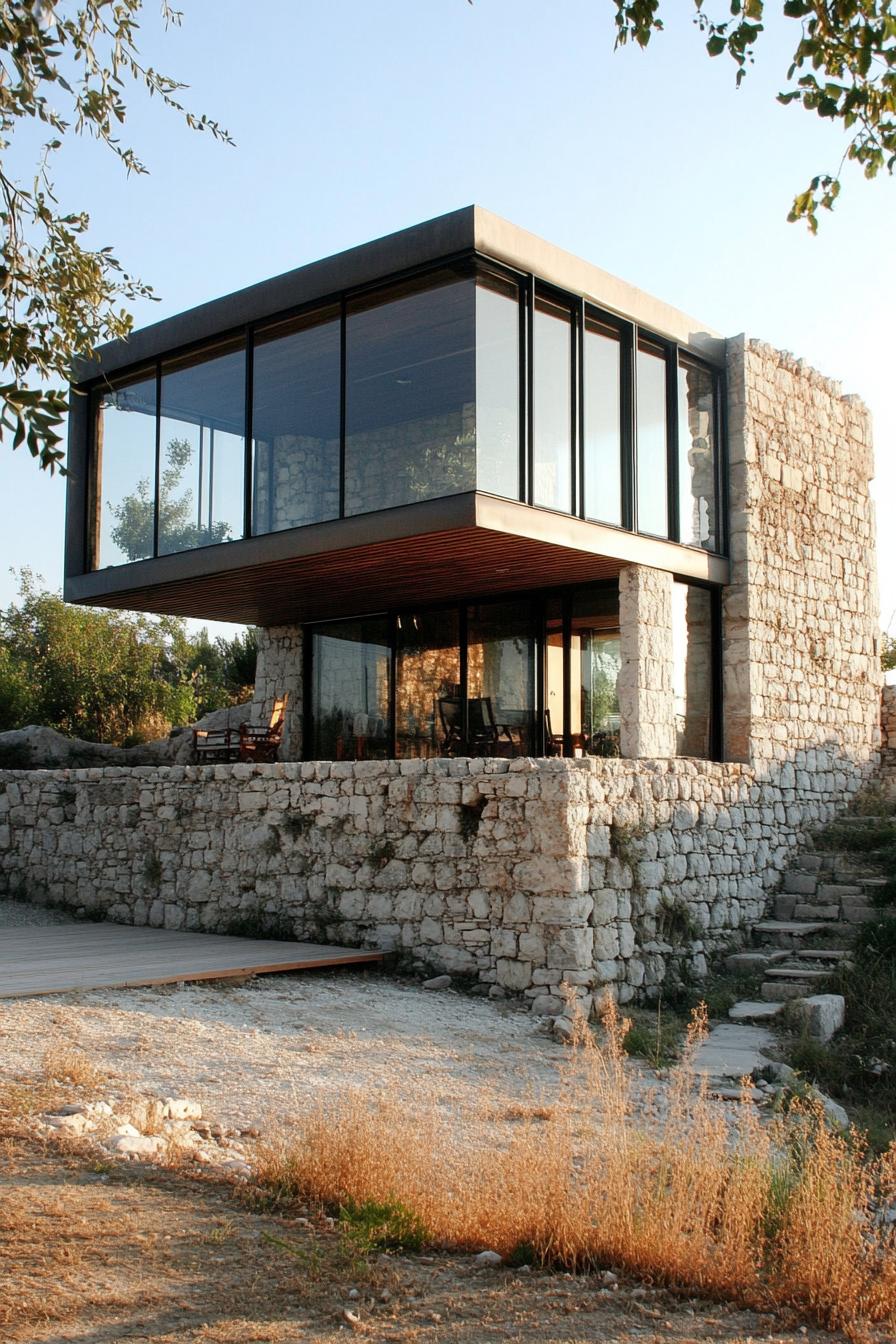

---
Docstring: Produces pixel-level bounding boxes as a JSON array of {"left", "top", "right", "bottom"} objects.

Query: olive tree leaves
[
  {"left": 0, "top": 1, "right": 231, "bottom": 472},
  {"left": 611, "top": 1, "right": 896, "bottom": 231}
]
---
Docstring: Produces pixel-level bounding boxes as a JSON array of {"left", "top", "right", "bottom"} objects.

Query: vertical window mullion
[
  {"left": 243, "top": 327, "right": 254, "bottom": 539},
  {"left": 525, "top": 278, "right": 535, "bottom": 506},
  {"left": 301, "top": 625, "right": 313, "bottom": 762},
  {"left": 574, "top": 298, "right": 584, "bottom": 517},
  {"left": 339, "top": 298, "right": 347, "bottom": 519},
  {"left": 388, "top": 613, "right": 398, "bottom": 760},
  {"left": 666, "top": 343, "right": 680, "bottom": 544},
  {"left": 622, "top": 323, "right": 636, "bottom": 533},
  {"left": 152, "top": 362, "right": 161, "bottom": 558},
  {"left": 562, "top": 592, "right": 572, "bottom": 757},
  {"left": 459, "top": 604, "right": 469, "bottom": 753},
  {"left": 710, "top": 585, "right": 724, "bottom": 762}
]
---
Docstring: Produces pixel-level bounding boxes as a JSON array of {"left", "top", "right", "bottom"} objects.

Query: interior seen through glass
[{"left": 310, "top": 586, "right": 637, "bottom": 762}]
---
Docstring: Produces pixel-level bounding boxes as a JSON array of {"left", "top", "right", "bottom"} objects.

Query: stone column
[
  {"left": 618, "top": 565, "right": 675, "bottom": 758},
  {"left": 253, "top": 625, "right": 303, "bottom": 761}
]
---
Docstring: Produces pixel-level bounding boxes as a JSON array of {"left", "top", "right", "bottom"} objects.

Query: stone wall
[
  {"left": 0, "top": 749, "right": 875, "bottom": 1011},
  {"left": 723, "top": 338, "right": 880, "bottom": 770},
  {"left": 882, "top": 683, "right": 896, "bottom": 794}
]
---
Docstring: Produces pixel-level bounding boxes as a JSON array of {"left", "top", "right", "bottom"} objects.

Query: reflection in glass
[
  {"left": 345, "top": 275, "right": 476, "bottom": 515},
  {"left": 678, "top": 359, "right": 717, "bottom": 550},
  {"left": 584, "top": 319, "right": 622, "bottom": 526},
  {"left": 158, "top": 341, "right": 246, "bottom": 556},
  {"left": 94, "top": 373, "right": 158, "bottom": 566},
  {"left": 636, "top": 341, "right": 668, "bottom": 537},
  {"left": 572, "top": 586, "right": 621, "bottom": 756},
  {"left": 252, "top": 310, "right": 340, "bottom": 534},
  {"left": 475, "top": 273, "right": 520, "bottom": 498},
  {"left": 532, "top": 297, "right": 572, "bottom": 512},
  {"left": 311, "top": 617, "right": 391, "bottom": 761},
  {"left": 672, "top": 581, "right": 714, "bottom": 757},
  {"left": 467, "top": 599, "right": 535, "bottom": 756},
  {"left": 396, "top": 609, "right": 461, "bottom": 758}
]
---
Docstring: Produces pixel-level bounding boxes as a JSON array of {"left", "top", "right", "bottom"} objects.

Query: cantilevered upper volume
[{"left": 64, "top": 206, "right": 728, "bottom": 626}]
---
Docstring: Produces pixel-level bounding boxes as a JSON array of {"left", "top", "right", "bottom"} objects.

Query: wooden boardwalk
[{"left": 0, "top": 923, "right": 383, "bottom": 999}]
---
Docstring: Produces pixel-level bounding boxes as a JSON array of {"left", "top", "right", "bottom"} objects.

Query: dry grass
[
  {"left": 254, "top": 1000, "right": 896, "bottom": 1338},
  {"left": 41, "top": 1043, "right": 107, "bottom": 1089}
]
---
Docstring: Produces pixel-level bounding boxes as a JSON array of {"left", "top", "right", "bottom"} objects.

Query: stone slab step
[
  {"left": 794, "top": 948, "right": 852, "bottom": 962},
  {"left": 793, "top": 903, "right": 840, "bottom": 921},
  {"left": 728, "top": 1000, "right": 784, "bottom": 1023},
  {"left": 693, "top": 1022, "right": 776, "bottom": 1078},
  {"left": 752, "top": 920, "right": 829, "bottom": 947},
  {"left": 761, "top": 980, "right": 816, "bottom": 1002},
  {"left": 764, "top": 966, "right": 833, "bottom": 982}
]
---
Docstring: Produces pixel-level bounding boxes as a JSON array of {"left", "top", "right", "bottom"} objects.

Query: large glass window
[
  {"left": 251, "top": 308, "right": 341, "bottom": 534},
  {"left": 678, "top": 358, "right": 718, "bottom": 551},
  {"left": 672, "top": 581, "right": 715, "bottom": 758},
  {"left": 467, "top": 599, "right": 536, "bottom": 756},
  {"left": 475, "top": 273, "right": 520, "bottom": 499},
  {"left": 93, "top": 372, "right": 157, "bottom": 566},
  {"left": 310, "top": 617, "right": 391, "bottom": 761},
  {"left": 532, "top": 295, "right": 573, "bottom": 512},
  {"left": 158, "top": 340, "right": 246, "bottom": 556},
  {"left": 636, "top": 339, "right": 668, "bottom": 537},
  {"left": 572, "top": 586, "right": 621, "bottom": 756},
  {"left": 396, "top": 609, "right": 461, "bottom": 759},
  {"left": 584, "top": 318, "right": 622, "bottom": 526},
  {"left": 344, "top": 273, "right": 476, "bottom": 515}
]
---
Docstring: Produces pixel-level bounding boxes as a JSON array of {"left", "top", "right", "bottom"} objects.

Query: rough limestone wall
[
  {"left": 882, "top": 684, "right": 896, "bottom": 794},
  {"left": 252, "top": 627, "right": 303, "bottom": 760},
  {"left": 618, "top": 567, "right": 675, "bottom": 759},
  {"left": 724, "top": 337, "right": 881, "bottom": 778},
  {"left": 0, "top": 752, "right": 853, "bottom": 1010}
]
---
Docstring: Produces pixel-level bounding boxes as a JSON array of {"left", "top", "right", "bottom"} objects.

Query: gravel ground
[{"left": 0, "top": 899, "right": 75, "bottom": 927}]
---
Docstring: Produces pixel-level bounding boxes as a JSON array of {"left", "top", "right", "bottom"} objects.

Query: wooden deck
[{"left": 0, "top": 923, "right": 383, "bottom": 999}]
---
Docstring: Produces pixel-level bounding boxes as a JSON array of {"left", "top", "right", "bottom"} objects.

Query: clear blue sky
[{"left": 1, "top": 0, "right": 893, "bottom": 635}]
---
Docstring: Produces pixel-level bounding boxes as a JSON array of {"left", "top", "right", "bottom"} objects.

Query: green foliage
[
  {"left": 610, "top": 2, "right": 896, "bottom": 230},
  {"left": 883, "top": 631, "right": 896, "bottom": 672},
  {"left": 0, "top": 570, "right": 254, "bottom": 745},
  {"left": 0, "top": 1, "right": 230, "bottom": 472},
  {"left": 784, "top": 915, "right": 896, "bottom": 1147},
  {"left": 338, "top": 1197, "right": 428, "bottom": 1254},
  {"left": 622, "top": 1004, "right": 687, "bottom": 1066},
  {"left": 109, "top": 436, "right": 233, "bottom": 560}
]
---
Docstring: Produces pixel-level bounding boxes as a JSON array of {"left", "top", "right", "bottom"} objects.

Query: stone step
[
  {"left": 793, "top": 902, "right": 840, "bottom": 921},
  {"left": 752, "top": 920, "right": 831, "bottom": 948},
  {"left": 724, "top": 949, "right": 789, "bottom": 973},
  {"left": 728, "top": 1000, "right": 784, "bottom": 1023},
  {"left": 761, "top": 980, "right": 818, "bottom": 1003},
  {"left": 764, "top": 966, "right": 833, "bottom": 983},
  {"left": 794, "top": 947, "right": 852, "bottom": 962}
]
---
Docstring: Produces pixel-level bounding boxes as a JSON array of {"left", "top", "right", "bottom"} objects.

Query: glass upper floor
[{"left": 85, "top": 253, "right": 726, "bottom": 574}]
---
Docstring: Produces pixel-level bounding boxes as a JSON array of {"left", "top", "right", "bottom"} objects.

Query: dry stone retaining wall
[{"left": 0, "top": 747, "right": 874, "bottom": 1010}]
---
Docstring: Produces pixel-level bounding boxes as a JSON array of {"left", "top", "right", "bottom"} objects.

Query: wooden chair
[
  {"left": 238, "top": 695, "right": 288, "bottom": 763},
  {"left": 437, "top": 698, "right": 463, "bottom": 755},
  {"left": 544, "top": 708, "right": 564, "bottom": 757},
  {"left": 192, "top": 716, "right": 244, "bottom": 763}
]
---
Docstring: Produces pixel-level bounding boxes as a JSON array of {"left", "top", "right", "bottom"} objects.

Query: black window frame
[{"left": 84, "top": 248, "right": 728, "bottom": 568}]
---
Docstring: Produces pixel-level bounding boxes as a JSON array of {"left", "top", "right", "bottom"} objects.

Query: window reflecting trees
[
  {"left": 310, "top": 617, "right": 391, "bottom": 761},
  {"left": 93, "top": 372, "right": 157, "bottom": 566},
  {"left": 157, "top": 340, "right": 246, "bottom": 557}
]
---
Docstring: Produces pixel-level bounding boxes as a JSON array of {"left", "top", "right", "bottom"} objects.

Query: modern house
[
  {"left": 5, "top": 206, "right": 878, "bottom": 1007},
  {"left": 65, "top": 207, "right": 728, "bottom": 768}
]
